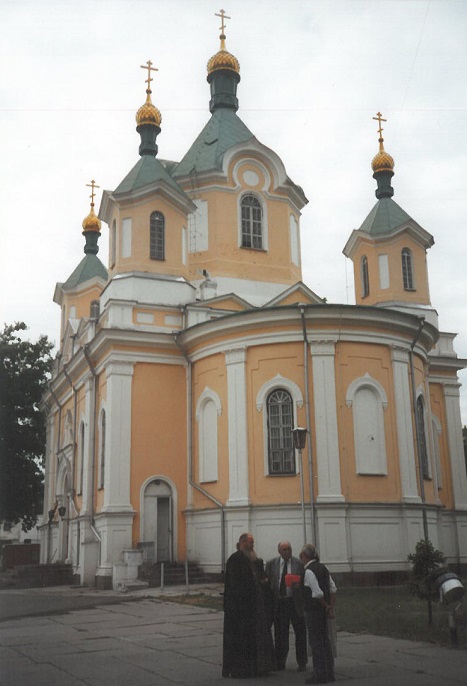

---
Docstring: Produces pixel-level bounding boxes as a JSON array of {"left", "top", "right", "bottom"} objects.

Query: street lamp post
[{"left": 292, "top": 427, "right": 307, "bottom": 545}]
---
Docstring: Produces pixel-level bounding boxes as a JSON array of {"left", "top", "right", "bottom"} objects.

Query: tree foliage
[{"left": 0, "top": 322, "right": 53, "bottom": 530}]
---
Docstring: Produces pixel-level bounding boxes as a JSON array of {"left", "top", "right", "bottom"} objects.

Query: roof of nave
[
  {"left": 114, "top": 154, "right": 188, "bottom": 196},
  {"left": 358, "top": 197, "right": 413, "bottom": 236},
  {"left": 173, "top": 108, "right": 254, "bottom": 178},
  {"left": 62, "top": 254, "right": 108, "bottom": 291}
]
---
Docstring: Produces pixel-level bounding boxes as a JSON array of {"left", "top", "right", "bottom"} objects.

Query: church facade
[{"left": 40, "top": 24, "right": 467, "bottom": 587}]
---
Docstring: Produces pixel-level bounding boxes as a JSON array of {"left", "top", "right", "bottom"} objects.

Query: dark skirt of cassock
[{"left": 222, "top": 551, "right": 274, "bottom": 678}]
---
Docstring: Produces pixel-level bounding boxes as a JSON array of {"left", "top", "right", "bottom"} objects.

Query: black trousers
[
  {"left": 305, "top": 607, "right": 334, "bottom": 682},
  {"left": 273, "top": 596, "right": 308, "bottom": 669}
]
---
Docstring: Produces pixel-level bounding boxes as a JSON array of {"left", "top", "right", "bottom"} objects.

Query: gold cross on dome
[
  {"left": 140, "top": 60, "right": 158, "bottom": 91},
  {"left": 86, "top": 179, "right": 100, "bottom": 206},
  {"left": 215, "top": 8, "right": 230, "bottom": 36},
  {"left": 373, "top": 111, "right": 387, "bottom": 138}
]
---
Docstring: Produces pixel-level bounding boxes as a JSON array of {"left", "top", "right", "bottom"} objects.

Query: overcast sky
[{"left": 1, "top": 0, "right": 466, "bottom": 423}]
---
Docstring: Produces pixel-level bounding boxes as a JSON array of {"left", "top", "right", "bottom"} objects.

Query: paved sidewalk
[{"left": 0, "top": 584, "right": 466, "bottom": 685}]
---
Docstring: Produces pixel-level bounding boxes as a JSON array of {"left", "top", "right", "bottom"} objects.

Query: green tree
[
  {"left": 0, "top": 322, "right": 53, "bottom": 531},
  {"left": 407, "top": 539, "right": 446, "bottom": 626}
]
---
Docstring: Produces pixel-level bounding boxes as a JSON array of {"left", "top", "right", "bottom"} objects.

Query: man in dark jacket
[
  {"left": 266, "top": 541, "right": 307, "bottom": 671},
  {"left": 222, "top": 533, "right": 274, "bottom": 678},
  {"left": 300, "top": 544, "right": 336, "bottom": 684}
]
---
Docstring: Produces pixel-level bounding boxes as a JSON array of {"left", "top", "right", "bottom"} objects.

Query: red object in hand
[{"left": 285, "top": 573, "right": 301, "bottom": 587}]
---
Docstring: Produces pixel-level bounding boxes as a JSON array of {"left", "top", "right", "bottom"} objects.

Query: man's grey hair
[{"left": 300, "top": 544, "right": 318, "bottom": 561}]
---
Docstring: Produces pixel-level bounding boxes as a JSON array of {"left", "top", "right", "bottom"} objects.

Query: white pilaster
[
  {"left": 310, "top": 341, "right": 344, "bottom": 502},
  {"left": 444, "top": 382, "right": 467, "bottom": 509},
  {"left": 225, "top": 348, "right": 250, "bottom": 506},
  {"left": 103, "top": 361, "right": 134, "bottom": 512},
  {"left": 391, "top": 348, "right": 420, "bottom": 502},
  {"left": 81, "top": 377, "right": 94, "bottom": 515}
]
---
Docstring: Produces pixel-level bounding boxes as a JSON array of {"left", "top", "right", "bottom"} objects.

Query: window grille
[
  {"left": 416, "top": 397, "right": 429, "bottom": 479},
  {"left": 361, "top": 255, "right": 370, "bottom": 298},
  {"left": 402, "top": 248, "right": 414, "bottom": 290},
  {"left": 150, "top": 211, "right": 165, "bottom": 260},
  {"left": 241, "top": 195, "right": 263, "bottom": 249},
  {"left": 267, "top": 389, "right": 295, "bottom": 474}
]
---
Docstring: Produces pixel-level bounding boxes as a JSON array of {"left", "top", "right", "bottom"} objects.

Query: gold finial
[
  {"left": 82, "top": 179, "right": 101, "bottom": 233},
  {"left": 215, "top": 8, "right": 231, "bottom": 50},
  {"left": 140, "top": 60, "right": 158, "bottom": 96},
  {"left": 373, "top": 111, "right": 387, "bottom": 151},
  {"left": 86, "top": 179, "right": 100, "bottom": 208},
  {"left": 371, "top": 112, "right": 394, "bottom": 174}
]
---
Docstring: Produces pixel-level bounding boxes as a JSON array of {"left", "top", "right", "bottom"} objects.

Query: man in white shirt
[{"left": 300, "top": 544, "right": 336, "bottom": 684}]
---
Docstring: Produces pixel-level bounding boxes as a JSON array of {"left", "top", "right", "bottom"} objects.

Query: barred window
[
  {"left": 416, "top": 397, "right": 429, "bottom": 479},
  {"left": 361, "top": 255, "right": 369, "bottom": 298},
  {"left": 402, "top": 248, "right": 414, "bottom": 290},
  {"left": 150, "top": 211, "right": 165, "bottom": 260},
  {"left": 241, "top": 195, "right": 263, "bottom": 249},
  {"left": 267, "top": 389, "right": 295, "bottom": 474}
]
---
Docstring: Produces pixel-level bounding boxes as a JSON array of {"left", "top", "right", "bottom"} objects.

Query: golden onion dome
[
  {"left": 136, "top": 92, "right": 162, "bottom": 127},
  {"left": 371, "top": 149, "right": 394, "bottom": 174},
  {"left": 207, "top": 47, "right": 240, "bottom": 75},
  {"left": 82, "top": 206, "right": 101, "bottom": 233}
]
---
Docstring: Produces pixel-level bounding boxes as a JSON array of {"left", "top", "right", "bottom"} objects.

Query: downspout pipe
[
  {"left": 82, "top": 345, "right": 102, "bottom": 558},
  {"left": 409, "top": 317, "right": 429, "bottom": 542},
  {"left": 174, "top": 333, "right": 226, "bottom": 574},
  {"left": 300, "top": 307, "right": 316, "bottom": 544}
]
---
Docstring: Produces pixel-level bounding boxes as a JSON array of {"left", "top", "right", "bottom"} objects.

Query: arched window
[
  {"left": 416, "top": 396, "right": 429, "bottom": 479},
  {"left": 361, "top": 255, "right": 369, "bottom": 298},
  {"left": 99, "top": 410, "right": 106, "bottom": 489},
  {"left": 402, "top": 248, "right": 414, "bottom": 290},
  {"left": 346, "top": 374, "right": 388, "bottom": 475},
  {"left": 267, "top": 389, "right": 294, "bottom": 474},
  {"left": 196, "top": 387, "right": 222, "bottom": 484},
  {"left": 110, "top": 219, "right": 116, "bottom": 267},
  {"left": 241, "top": 195, "right": 263, "bottom": 249},
  {"left": 78, "top": 422, "right": 85, "bottom": 495},
  {"left": 150, "top": 211, "right": 165, "bottom": 260}
]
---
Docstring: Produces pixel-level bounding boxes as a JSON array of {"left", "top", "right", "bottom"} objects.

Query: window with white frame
[
  {"left": 267, "top": 389, "right": 295, "bottom": 475},
  {"left": 346, "top": 374, "right": 388, "bottom": 475},
  {"left": 150, "top": 211, "right": 165, "bottom": 260},
  {"left": 402, "top": 247, "right": 414, "bottom": 290},
  {"left": 196, "top": 388, "right": 221, "bottom": 483},
  {"left": 241, "top": 194, "right": 263, "bottom": 249}
]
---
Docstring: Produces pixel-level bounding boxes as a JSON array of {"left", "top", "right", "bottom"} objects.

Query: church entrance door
[{"left": 143, "top": 479, "right": 173, "bottom": 562}]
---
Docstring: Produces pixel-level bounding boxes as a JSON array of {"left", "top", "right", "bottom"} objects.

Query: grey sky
[{"left": 1, "top": 0, "right": 466, "bottom": 421}]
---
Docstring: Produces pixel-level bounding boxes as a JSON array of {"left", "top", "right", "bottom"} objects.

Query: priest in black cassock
[{"left": 222, "top": 532, "right": 274, "bottom": 678}]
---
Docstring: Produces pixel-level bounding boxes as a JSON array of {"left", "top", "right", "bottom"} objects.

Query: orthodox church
[{"left": 41, "top": 16, "right": 467, "bottom": 587}]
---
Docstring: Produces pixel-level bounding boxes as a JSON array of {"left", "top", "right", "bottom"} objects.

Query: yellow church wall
[
  {"left": 429, "top": 383, "right": 454, "bottom": 510},
  {"left": 335, "top": 342, "right": 402, "bottom": 503},
  {"left": 109, "top": 198, "right": 189, "bottom": 279},
  {"left": 130, "top": 362, "right": 188, "bottom": 556},
  {"left": 353, "top": 233, "right": 430, "bottom": 306},
  {"left": 247, "top": 342, "right": 310, "bottom": 505},
  {"left": 187, "top": 176, "right": 301, "bottom": 285},
  {"left": 94, "top": 371, "right": 108, "bottom": 513}
]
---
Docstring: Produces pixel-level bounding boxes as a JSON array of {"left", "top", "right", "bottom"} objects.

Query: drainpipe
[
  {"left": 82, "top": 344, "right": 102, "bottom": 561},
  {"left": 300, "top": 307, "right": 316, "bottom": 544},
  {"left": 409, "top": 317, "right": 429, "bottom": 542},
  {"left": 174, "top": 333, "right": 226, "bottom": 574}
]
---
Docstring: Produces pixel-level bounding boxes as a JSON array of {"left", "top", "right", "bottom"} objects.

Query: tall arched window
[
  {"left": 402, "top": 248, "right": 414, "bottom": 290},
  {"left": 241, "top": 195, "right": 263, "bottom": 249},
  {"left": 267, "top": 389, "right": 294, "bottom": 474},
  {"left": 416, "top": 396, "right": 429, "bottom": 479},
  {"left": 99, "top": 410, "right": 106, "bottom": 489},
  {"left": 110, "top": 219, "right": 116, "bottom": 267},
  {"left": 361, "top": 255, "right": 370, "bottom": 298},
  {"left": 150, "top": 211, "right": 165, "bottom": 260},
  {"left": 78, "top": 422, "right": 85, "bottom": 495}
]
